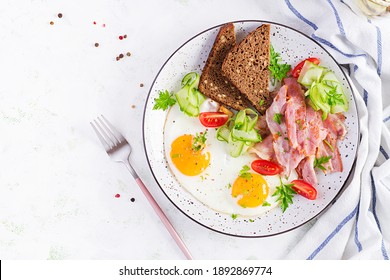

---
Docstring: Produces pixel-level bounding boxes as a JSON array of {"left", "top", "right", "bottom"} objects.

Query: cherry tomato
[
  {"left": 291, "top": 57, "right": 320, "bottom": 78},
  {"left": 251, "top": 159, "right": 283, "bottom": 175},
  {"left": 291, "top": 180, "right": 317, "bottom": 200},
  {"left": 199, "top": 112, "right": 229, "bottom": 128}
]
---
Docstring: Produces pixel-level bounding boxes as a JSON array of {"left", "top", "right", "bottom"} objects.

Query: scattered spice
[
  {"left": 130, "top": 198, "right": 135, "bottom": 202},
  {"left": 57, "top": 13, "right": 63, "bottom": 18},
  {"left": 140, "top": 83, "right": 144, "bottom": 87},
  {"left": 131, "top": 105, "right": 136, "bottom": 109},
  {"left": 119, "top": 35, "right": 124, "bottom": 40},
  {"left": 124, "top": 34, "right": 127, "bottom": 39},
  {"left": 93, "top": 21, "right": 106, "bottom": 27},
  {"left": 94, "top": 43, "right": 99, "bottom": 47},
  {"left": 50, "top": 21, "right": 54, "bottom": 25},
  {"left": 115, "top": 194, "right": 121, "bottom": 198},
  {"left": 116, "top": 52, "right": 131, "bottom": 61}
]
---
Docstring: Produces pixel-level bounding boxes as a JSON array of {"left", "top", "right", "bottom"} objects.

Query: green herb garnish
[
  {"left": 239, "top": 165, "right": 252, "bottom": 180},
  {"left": 272, "top": 178, "right": 296, "bottom": 212},
  {"left": 325, "top": 85, "right": 345, "bottom": 106},
  {"left": 273, "top": 113, "right": 283, "bottom": 124},
  {"left": 192, "top": 131, "right": 207, "bottom": 152},
  {"left": 314, "top": 156, "right": 332, "bottom": 171},
  {"left": 231, "top": 214, "right": 238, "bottom": 220},
  {"left": 323, "top": 139, "right": 334, "bottom": 152},
  {"left": 269, "top": 45, "right": 291, "bottom": 83},
  {"left": 153, "top": 90, "right": 176, "bottom": 111},
  {"left": 262, "top": 201, "right": 271, "bottom": 207}
]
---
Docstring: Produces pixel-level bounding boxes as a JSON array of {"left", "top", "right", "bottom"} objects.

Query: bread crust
[
  {"left": 221, "top": 24, "right": 271, "bottom": 114},
  {"left": 199, "top": 23, "right": 251, "bottom": 111}
]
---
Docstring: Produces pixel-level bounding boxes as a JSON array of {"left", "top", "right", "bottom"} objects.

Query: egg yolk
[
  {"left": 170, "top": 134, "right": 210, "bottom": 176},
  {"left": 232, "top": 173, "right": 269, "bottom": 208}
]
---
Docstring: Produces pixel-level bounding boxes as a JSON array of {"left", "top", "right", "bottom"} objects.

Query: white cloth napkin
[{"left": 279, "top": 0, "right": 390, "bottom": 260}]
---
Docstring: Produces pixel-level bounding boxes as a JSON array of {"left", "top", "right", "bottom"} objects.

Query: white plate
[{"left": 142, "top": 20, "right": 359, "bottom": 237}]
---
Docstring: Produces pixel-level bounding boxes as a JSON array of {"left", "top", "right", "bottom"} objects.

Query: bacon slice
[
  {"left": 316, "top": 140, "right": 335, "bottom": 173},
  {"left": 265, "top": 85, "right": 305, "bottom": 176},
  {"left": 248, "top": 134, "right": 275, "bottom": 161},
  {"left": 321, "top": 113, "right": 345, "bottom": 173},
  {"left": 296, "top": 155, "right": 317, "bottom": 186},
  {"left": 324, "top": 113, "right": 347, "bottom": 140},
  {"left": 304, "top": 106, "right": 328, "bottom": 155},
  {"left": 284, "top": 77, "right": 307, "bottom": 151},
  {"left": 252, "top": 78, "right": 347, "bottom": 184}
]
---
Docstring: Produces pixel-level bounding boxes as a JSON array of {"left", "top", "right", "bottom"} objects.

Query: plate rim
[{"left": 142, "top": 19, "right": 360, "bottom": 238}]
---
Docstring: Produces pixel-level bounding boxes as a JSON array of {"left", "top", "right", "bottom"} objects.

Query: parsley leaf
[
  {"left": 153, "top": 90, "right": 176, "bottom": 111},
  {"left": 239, "top": 165, "right": 252, "bottom": 180},
  {"left": 325, "top": 85, "right": 344, "bottom": 106},
  {"left": 192, "top": 131, "right": 207, "bottom": 152},
  {"left": 273, "top": 113, "right": 283, "bottom": 124},
  {"left": 272, "top": 178, "right": 296, "bottom": 212},
  {"left": 314, "top": 156, "right": 332, "bottom": 171},
  {"left": 269, "top": 45, "right": 291, "bottom": 83},
  {"left": 231, "top": 213, "right": 238, "bottom": 220}
]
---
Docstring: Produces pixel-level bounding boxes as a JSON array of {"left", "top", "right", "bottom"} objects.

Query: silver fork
[{"left": 90, "top": 115, "right": 193, "bottom": 260}]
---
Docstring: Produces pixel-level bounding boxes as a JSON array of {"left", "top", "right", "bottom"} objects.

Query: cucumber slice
[
  {"left": 301, "top": 62, "right": 349, "bottom": 116},
  {"left": 175, "top": 88, "right": 199, "bottom": 116},
  {"left": 234, "top": 110, "right": 246, "bottom": 127},
  {"left": 216, "top": 125, "right": 230, "bottom": 142},
  {"left": 228, "top": 136, "right": 245, "bottom": 158},
  {"left": 188, "top": 88, "right": 199, "bottom": 107},
  {"left": 298, "top": 66, "right": 324, "bottom": 87},
  {"left": 196, "top": 89, "right": 206, "bottom": 105},
  {"left": 321, "top": 71, "right": 340, "bottom": 83},
  {"left": 330, "top": 84, "right": 349, "bottom": 113},
  {"left": 231, "top": 128, "right": 261, "bottom": 142},
  {"left": 175, "top": 72, "right": 205, "bottom": 117},
  {"left": 175, "top": 87, "right": 190, "bottom": 112},
  {"left": 308, "top": 84, "right": 330, "bottom": 120},
  {"left": 182, "top": 72, "right": 199, "bottom": 88}
]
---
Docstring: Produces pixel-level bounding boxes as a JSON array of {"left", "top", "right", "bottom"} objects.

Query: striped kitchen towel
[{"left": 281, "top": 0, "right": 390, "bottom": 260}]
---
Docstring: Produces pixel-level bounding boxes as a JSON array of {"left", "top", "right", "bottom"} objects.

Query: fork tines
[{"left": 90, "top": 115, "right": 126, "bottom": 151}]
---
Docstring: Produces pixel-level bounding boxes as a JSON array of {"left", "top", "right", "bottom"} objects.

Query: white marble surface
[{"left": 0, "top": 0, "right": 349, "bottom": 260}]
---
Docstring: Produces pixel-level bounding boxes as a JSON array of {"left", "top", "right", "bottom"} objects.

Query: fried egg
[{"left": 164, "top": 104, "right": 297, "bottom": 217}]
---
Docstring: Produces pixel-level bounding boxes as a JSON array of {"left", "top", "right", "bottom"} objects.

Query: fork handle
[{"left": 123, "top": 161, "right": 193, "bottom": 260}]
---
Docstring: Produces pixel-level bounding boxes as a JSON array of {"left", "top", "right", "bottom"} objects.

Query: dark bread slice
[
  {"left": 221, "top": 24, "right": 270, "bottom": 114},
  {"left": 199, "top": 23, "right": 251, "bottom": 111}
]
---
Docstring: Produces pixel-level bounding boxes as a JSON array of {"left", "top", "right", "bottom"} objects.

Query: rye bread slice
[
  {"left": 221, "top": 24, "right": 271, "bottom": 114},
  {"left": 199, "top": 23, "right": 251, "bottom": 111}
]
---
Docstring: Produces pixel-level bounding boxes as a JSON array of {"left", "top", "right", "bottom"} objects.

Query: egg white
[{"left": 164, "top": 104, "right": 297, "bottom": 217}]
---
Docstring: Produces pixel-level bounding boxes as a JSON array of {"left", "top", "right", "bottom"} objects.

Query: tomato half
[
  {"left": 291, "top": 57, "right": 320, "bottom": 78},
  {"left": 251, "top": 159, "right": 283, "bottom": 175},
  {"left": 291, "top": 180, "right": 317, "bottom": 200},
  {"left": 199, "top": 112, "right": 228, "bottom": 128}
]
